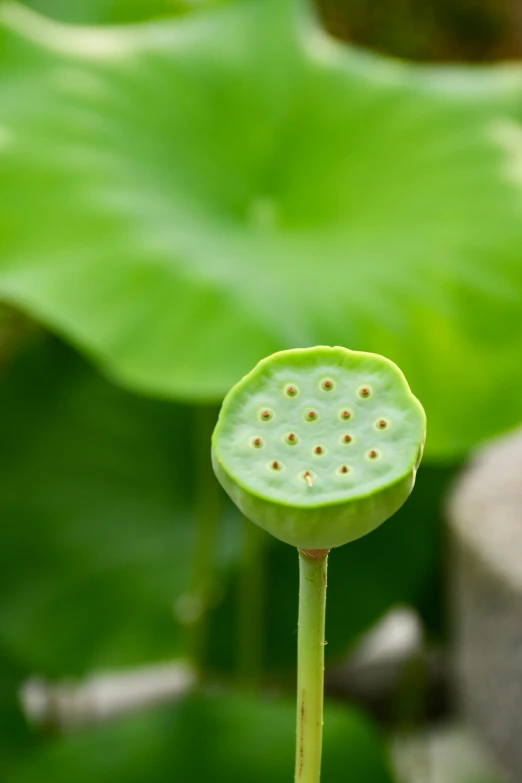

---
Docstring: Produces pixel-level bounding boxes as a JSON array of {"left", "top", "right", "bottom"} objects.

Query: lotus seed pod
[{"left": 211, "top": 346, "right": 426, "bottom": 550}]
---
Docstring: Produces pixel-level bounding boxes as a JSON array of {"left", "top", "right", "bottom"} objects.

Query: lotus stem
[{"left": 295, "top": 548, "right": 329, "bottom": 783}]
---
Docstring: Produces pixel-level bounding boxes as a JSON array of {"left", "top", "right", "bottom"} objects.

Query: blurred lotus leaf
[
  {"left": 0, "top": 0, "right": 522, "bottom": 458},
  {"left": 6, "top": 692, "right": 393, "bottom": 783},
  {"left": 0, "top": 335, "right": 447, "bottom": 679},
  {"left": 0, "top": 340, "right": 451, "bottom": 677},
  {"left": 0, "top": 338, "right": 239, "bottom": 676}
]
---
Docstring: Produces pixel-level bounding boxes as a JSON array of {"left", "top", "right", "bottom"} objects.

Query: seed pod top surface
[{"left": 212, "top": 346, "right": 426, "bottom": 549}]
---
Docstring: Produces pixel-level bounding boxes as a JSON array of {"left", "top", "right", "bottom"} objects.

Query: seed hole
[
  {"left": 342, "top": 434, "right": 352, "bottom": 444},
  {"left": 305, "top": 410, "right": 318, "bottom": 421},
  {"left": 253, "top": 437, "right": 263, "bottom": 448},
  {"left": 359, "top": 387, "right": 371, "bottom": 398},
  {"left": 271, "top": 460, "right": 282, "bottom": 470},
  {"left": 368, "top": 449, "right": 379, "bottom": 460},
  {"left": 314, "top": 445, "right": 324, "bottom": 455},
  {"left": 340, "top": 409, "right": 352, "bottom": 420},
  {"left": 286, "top": 432, "right": 298, "bottom": 445},
  {"left": 286, "top": 385, "right": 297, "bottom": 397},
  {"left": 322, "top": 379, "right": 334, "bottom": 391}
]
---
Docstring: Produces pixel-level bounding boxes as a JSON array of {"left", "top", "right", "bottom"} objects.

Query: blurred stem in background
[
  {"left": 0, "top": 305, "right": 37, "bottom": 378},
  {"left": 295, "top": 549, "right": 329, "bottom": 783},
  {"left": 237, "top": 520, "right": 266, "bottom": 691},
  {"left": 179, "top": 405, "right": 222, "bottom": 672},
  {"left": 392, "top": 652, "right": 433, "bottom": 782}
]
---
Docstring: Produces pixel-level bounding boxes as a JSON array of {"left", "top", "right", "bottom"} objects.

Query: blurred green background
[{"left": 0, "top": 0, "right": 521, "bottom": 781}]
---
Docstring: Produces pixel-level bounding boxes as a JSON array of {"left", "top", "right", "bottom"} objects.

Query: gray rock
[
  {"left": 391, "top": 724, "right": 506, "bottom": 783},
  {"left": 448, "top": 428, "right": 522, "bottom": 782}
]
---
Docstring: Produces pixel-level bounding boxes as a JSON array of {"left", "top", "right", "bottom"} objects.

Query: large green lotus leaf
[
  {"left": 1, "top": 0, "right": 522, "bottom": 457},
  {"left": 0, "top": 338, "right": 236, "bottom": 676},
  {"left": 7, "top": 692, "right": 393, "bottom": 783}
]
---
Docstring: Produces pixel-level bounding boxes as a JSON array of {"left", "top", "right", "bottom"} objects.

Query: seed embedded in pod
[
  {"left": 314, "top": 446, "right": 324, "bottom": 455},
  {"left": 377, "top": 418, "right": 387, "bottom": 429},
  {"left": 322, "top": 379, "right": 334, "bottom": 391},
  {"left": 253, "top": 437, "right": 263, "bottom": 448},
  {"left": 260, "top": 408, "right": 273, "bottom": 421},
  {"left": 343, "top": 434, "right": 352, "bottom": 444},
  {"left": 271, "top": 460, "right": 282, "bottom": 470},
  {"left": 340, "top": 409, "right": 352, "bottom": 420},
  {"left": 368, "top": 449, "right": 378, "bottom": 459},
  {"left": 305, "top": 410, "right": 318, "bottom": 421},
  {"left": 286, "top": 385, "right": 298, "bottom": 397},
  {"left": 286, "top": 432, "right": 298, "bottom": 445},
  {"left": 303, "top": 470, "right": 313, "bottom": 487},
  {"left": 340, "top": 465, "right": 349, "bottom": 474},
  {"left": 359, "top": 387, "right": 371, "bottom": 398}
]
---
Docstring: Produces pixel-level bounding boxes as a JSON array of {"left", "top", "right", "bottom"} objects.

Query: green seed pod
[{"left": 212, "top": 346, "right": 426, "bottom": 550}]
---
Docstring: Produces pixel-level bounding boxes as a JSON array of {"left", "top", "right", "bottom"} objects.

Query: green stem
[
  {"left": 295, "top": 548, "right": 329, "bottom": 783},
  {"left": 237, "top": 520, "right": 265, "bottom": 690},
  {"left": 184, "top": 405, "right": 221, "bottom": 670}
]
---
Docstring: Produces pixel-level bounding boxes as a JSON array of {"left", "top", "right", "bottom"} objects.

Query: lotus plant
[{"left": 212, "top": 345, "right": 426, "bottom": 783}]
